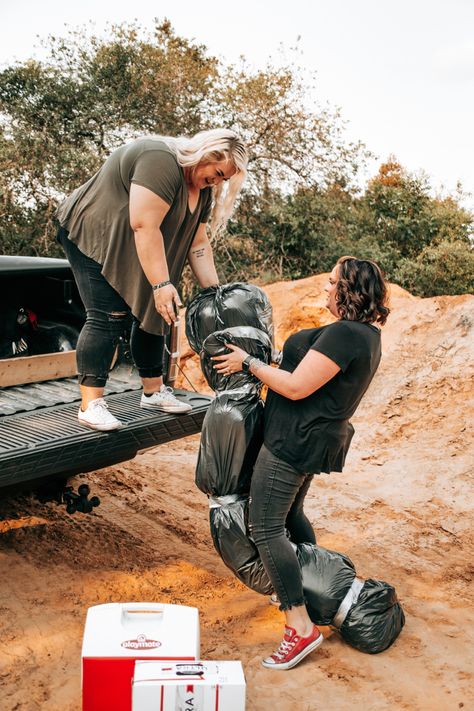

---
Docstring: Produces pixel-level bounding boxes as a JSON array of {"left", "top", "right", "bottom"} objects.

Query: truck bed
[{"left": 0, "top": 369, "right": 212, "bottom": 489}]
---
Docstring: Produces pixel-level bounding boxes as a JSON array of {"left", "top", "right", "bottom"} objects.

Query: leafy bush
[{"left": 394, "top": 240, "right": 474, "bottom": 296}]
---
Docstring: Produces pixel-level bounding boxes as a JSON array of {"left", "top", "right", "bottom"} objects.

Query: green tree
[
  {"left": 0, "top": 20, "right": 366, "bottom": 257},
  {"left": 0, "top": 21, "right": 218, "bottom": 255},
  {"left": 357, "top": 159, "right": 472, "bottom": 259},
  {"left": 212, "top": 61, "right": 365, "bottom": 195},
  {"left": 395, "top": 239, "right": 474, "bottom": 296},
  {"left": 217, "top": 159, "right": 472, "bottom": 292}
]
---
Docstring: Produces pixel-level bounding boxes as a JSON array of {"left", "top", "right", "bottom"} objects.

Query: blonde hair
[{"left": 154, "top": 128, "right": 248, "bottom": 237}]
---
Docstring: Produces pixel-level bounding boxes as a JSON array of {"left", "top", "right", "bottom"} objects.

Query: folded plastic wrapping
[
  {"left": 209, "top": 498, "right": 274, "bottom": 595},
  {"left": 199, "top": 327, "right": 272, "bottom": 392},
  {"left": 185, "top": 283, "right": 275, "bottom": 357},
  {"left": 295, "top": 543, "right": 356, "bottom": 624}
]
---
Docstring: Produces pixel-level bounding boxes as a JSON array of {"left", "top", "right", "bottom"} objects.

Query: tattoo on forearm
[{"left": 191, "top": 247, "right": 206, "bottom": 259}]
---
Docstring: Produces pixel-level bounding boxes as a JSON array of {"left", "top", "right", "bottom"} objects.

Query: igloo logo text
[{"left": 121, "top": 633, "right": 161, "bottom": 650}]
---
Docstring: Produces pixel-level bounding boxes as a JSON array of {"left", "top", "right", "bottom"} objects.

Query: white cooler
[
  {"left": 132, "top": 660, "right": 246, "bottom": 711},
  {"left": 82, "top": 603, "right": 200, "bottom": 711}
]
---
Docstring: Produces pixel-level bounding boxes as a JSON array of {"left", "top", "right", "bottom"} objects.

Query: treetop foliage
[{"left": 0, "top": 19, "right": 472, "bottom": 297}]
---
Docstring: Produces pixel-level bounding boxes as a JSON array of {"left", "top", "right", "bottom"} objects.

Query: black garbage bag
[
  {"left": 196, "top": 392, "right": 264, "bottom": 496},
  {"left": 29, "top": 322, "right": 79, "bottom": 355},
  {"left": 339, "top": 578, "right": 405, "bottom": 654},
  {"left": 209, "top": 502, "right": 354, "bottom": 619},
  {"left": 209, "top": 498, "right": 404, "bottom": 653},
  {"left": 200, "top": 327, "right": 272, "bottom": 392},
  {"left": 188, "top": 280, "right": 405, "bottom": 654},
  {"left": 186, "top": 283, "right": 274, "bottom": 355},
  {"left": 209, "top": 497, "right": 273, "bottom": 595},
  {"left": 195, "top": 324, "right": 271, "bottom": 496},
  {"left": 296, "top": 543, "right": 356, "bottom": 625}
]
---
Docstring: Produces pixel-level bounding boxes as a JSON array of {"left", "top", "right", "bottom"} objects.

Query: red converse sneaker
[{"left": 262, "top": 625, "right": 323, "bottom": 670}]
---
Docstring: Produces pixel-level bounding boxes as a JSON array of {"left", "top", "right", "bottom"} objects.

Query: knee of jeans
[
  {"left": 86, "top": 309, "right": 129, "bottom": 333},
  {"left": 249, "top": 511, "right": 285, "bottom": 545},
  {"left": 108, "top": 310, "right": 129, "bottom": 323}
]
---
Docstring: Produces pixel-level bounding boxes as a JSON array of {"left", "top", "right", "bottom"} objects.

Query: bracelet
[
  {"left": 249, "top": 358, "right": 266, "bottom": 375},
  {"left": 152, "top": 280, "right": 172, "bottom": 291}
]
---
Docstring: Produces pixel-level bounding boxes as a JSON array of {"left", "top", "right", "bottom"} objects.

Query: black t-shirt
[{"left": 263, "top": 320, "right": 382, "bottom": 474}]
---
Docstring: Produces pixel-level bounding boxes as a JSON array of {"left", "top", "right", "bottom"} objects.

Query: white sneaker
[
  {"left": 78, "top": 398, "right": 123, "bottom": 431},
  {"left": 140, "top": 385, "right": 192, "bottom": 414}
]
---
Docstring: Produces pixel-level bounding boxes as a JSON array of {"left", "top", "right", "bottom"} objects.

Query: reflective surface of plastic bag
[
  {"left": 339, "top": 578, "right": 405, "bottom": 653},
  {"left": 296, "top": 543, "right": 356, "bottom": 625},
  {"left": 200, "top": 327, "right": 271, "bottom": 392},
  {"left": 196, "top": 394, "right": 264, "bottom": 496},
  {"left": 186, "top": 283, "right": 274, "bottom": 355},
  {"left": 209, "top": 499, "right": 273, "bottom": 595}
]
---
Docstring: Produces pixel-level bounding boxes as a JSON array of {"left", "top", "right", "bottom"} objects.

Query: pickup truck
[{"left": 0, "top": 255, "right": 212, "bottom": 498}]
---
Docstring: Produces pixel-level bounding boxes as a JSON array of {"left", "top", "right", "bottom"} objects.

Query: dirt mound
[{"left": 1, "top": 277, "right": 473, "bottom": 711}]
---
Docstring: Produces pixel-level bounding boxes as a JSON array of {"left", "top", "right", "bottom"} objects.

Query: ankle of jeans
[
  {"left": 78, "top": 373, "right": 108, "bottom": 387},
  {"left": 137, "top": 367, "right": 164, "bottom": 378}
]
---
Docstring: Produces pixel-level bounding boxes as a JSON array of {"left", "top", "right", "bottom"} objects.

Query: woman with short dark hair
[{"left": 212, "top": 255, "right": 390, "bottom": 670}]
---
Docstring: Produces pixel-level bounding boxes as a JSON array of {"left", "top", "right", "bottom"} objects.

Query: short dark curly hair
[{"left": 335, "top": 256, "right": 390, "bottom": 325}]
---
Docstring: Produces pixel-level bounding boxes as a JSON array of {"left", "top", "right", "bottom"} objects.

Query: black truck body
[{"left": 0, "top": 255, "right": 211, "bottom": 491}]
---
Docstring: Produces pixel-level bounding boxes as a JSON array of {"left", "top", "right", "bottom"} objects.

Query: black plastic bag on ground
[
  {"left": 210, "top": 498, "right": 404, "bottom": 653},
  {"left": 339, "top": 578, "right": 405, "bottom": 653},
  {"left": 196, "top": 393, "right": 264, "bottom": 496},
  {"left": 186, "top": 283, "right": 274, "bottom": 355},
  {"left": 296, "top": 543, "right": 356, "bottom": 625}
]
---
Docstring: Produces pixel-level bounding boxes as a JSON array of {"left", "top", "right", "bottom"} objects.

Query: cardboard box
[
  {"left": 132, "top": 660, "right": 246, "bottom": 711},
  {"left": 82, "top": 603, "right": 200, "bottom": 711}
]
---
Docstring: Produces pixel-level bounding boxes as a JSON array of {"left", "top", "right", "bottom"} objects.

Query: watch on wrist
[{"left": 242, "top": 356, "right": 254, "bottom": 373}]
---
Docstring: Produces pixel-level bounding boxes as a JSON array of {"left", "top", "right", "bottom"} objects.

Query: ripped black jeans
[
  {"left": 58, "top": 228, "right": 164, "bottom": 387},
  {"left": 249, "top": 444, "right": 316, "bottom": 611}
]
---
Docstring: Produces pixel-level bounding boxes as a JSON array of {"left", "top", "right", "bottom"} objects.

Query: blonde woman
[{"left": 57, "top": 129, "right": 247, "bottom": 431}]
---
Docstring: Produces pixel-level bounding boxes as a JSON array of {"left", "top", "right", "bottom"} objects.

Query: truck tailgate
[{"left": 0, "top": 375, "right": 212, "bottom": 489}]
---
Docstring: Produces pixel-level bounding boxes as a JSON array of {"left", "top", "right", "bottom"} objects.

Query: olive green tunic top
[{"left": 57, "top": 138, "right": 212, "bottom": 335}]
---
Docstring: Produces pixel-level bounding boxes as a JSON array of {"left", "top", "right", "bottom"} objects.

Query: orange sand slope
[{"left": 0, "top": 276, "right": 473, "bottom": 711}]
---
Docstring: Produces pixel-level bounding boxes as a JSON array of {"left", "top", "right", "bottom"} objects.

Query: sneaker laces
[
  {"left": 88, "top": 399, "right": 115, "bottom": 421},
  {"left": 90, "top": 398, "right": 109, "bottom": 411},
  {"left": 272, "top": 633, "right": 297, "bottom": 660},
  {"left": 159, "top": 385, "right": 182, "bottom": 403},
  {"left": 160, "top": 385, "right": 175, "bottom": 396}
]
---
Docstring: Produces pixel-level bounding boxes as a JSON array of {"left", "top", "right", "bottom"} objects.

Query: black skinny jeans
[
  {"left": 249, "top": 444, "right": 316, "bottom": 611},
  {"left": 58, "top": 228, "right": 165, "bottom": 387}
]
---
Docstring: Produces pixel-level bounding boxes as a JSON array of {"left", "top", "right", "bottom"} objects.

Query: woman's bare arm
[
  {"left": 187, "top": 223, "right": 219, "bottom": 287},
  {"left": 129, "top": 183, "right": 181, "bottom": 324},
  {"left": 212, "top": 344, "right": 340, "bottom": 400}
]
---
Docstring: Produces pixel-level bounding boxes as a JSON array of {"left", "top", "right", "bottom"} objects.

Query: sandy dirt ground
[{"left": 0, "top": 276, "right": 473, "bottom": 711}]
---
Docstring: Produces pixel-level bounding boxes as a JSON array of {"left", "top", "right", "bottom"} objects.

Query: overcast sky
[{"left": 1, "top": 0, "right": 473, "bottom": 205}]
